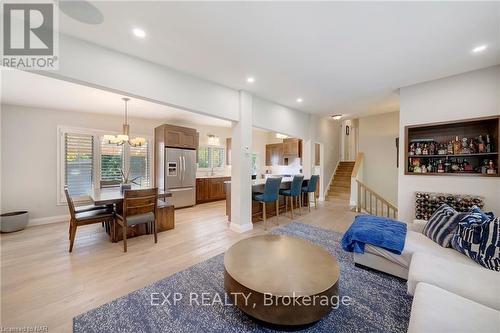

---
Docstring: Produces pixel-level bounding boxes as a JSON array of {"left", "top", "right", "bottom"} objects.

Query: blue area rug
[{"left": 74, "top": 222, "right": 412, "bottom": 332}]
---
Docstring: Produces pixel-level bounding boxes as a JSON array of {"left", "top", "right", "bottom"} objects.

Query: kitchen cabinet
[
  {"left": 283, "top": 138, "right": 299, "bottom": 155},
  {"left": 226, "top": 138, "right": 232, "bottom": 165},
  {"left": 157, "top": 124, "right": 199, "bottom": 149},
  {"left": 265, "top": 143, "right": 283, "bottom": 166},
  {"left": 196, "top": 177, "right": 230, "bottom": 203}
]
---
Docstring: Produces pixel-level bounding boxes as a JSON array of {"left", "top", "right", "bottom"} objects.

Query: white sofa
[{"left": 354, "top": 219, "right": 500, "bottom": 332}]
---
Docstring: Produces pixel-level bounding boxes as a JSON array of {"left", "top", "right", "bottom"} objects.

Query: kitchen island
[{"left": 225, "top": 177, "right": 310, "bottom": 222}]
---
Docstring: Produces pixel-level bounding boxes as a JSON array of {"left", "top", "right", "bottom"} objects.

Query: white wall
[
  {"left": 252, "top": 97, "right": 311, "bottom": 140},
  {"left": 309, "top": 115, "right": 342, "bottom": 198},
  {"left": 398, "top": 66, "right": 500, "bottom": 222},
  {"left": 50, "top": 35, "right": 240, "bottom": 121},
  {"left": 359, "top": 111, "right": 399, "bottom": 204}
]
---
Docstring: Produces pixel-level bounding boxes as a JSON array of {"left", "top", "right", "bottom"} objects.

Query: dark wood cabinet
[
  {"left": 196, "top": 177, "right": 230, "bottom": 203},
  {"left": 265, "top": 143, "right": 284, "bottom": 166},
  {"left": 283, "top": 138, "right": 299, "bottom": 155},
  {"left": 158, "top": 124, "right": 199, "bottom": 149},
  {"left": 226, "top": 138, "right": 232, "bottom": 165}
]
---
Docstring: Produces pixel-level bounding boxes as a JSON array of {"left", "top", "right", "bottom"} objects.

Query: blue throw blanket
[{"left": 341, "top": 215, "right": 407, "bottom": 255}]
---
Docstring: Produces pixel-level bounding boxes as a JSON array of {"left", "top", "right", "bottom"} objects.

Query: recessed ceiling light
[
  {"left": 132, "top": 28, "right": 146, "bottom": 38},
  {"left": 472, "top": 45, "right": 487, "bottom": 53},
  {"left": 246, "top": 77, "right": 255, "bottom": 83},
  {"left": 296, "top": 98, "right": 303, "bottom": 103}
]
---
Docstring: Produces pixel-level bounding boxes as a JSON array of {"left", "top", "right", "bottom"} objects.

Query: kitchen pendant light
[{"left": 104, "top": 98, "right": 146, "bottom": 147}]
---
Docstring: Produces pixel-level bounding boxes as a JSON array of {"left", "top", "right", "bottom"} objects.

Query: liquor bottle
[
  {"left": 481, "top": 159, "right": 488, "bottom": 174},
  {"left": 478, "top": 135, "right": 485, "bottom": 153},
  {"left": 487, "top": 160, "right": 496, "bottom": 175},
  {"left": 409, "top": 143, "right": 415, "bottom": 156},
  {"left": 422, "top": 144, "right": 428, "bottom": 155},
  {"left": 485, "top": 135, "right": 492, "bottom": 153},
  {"left": 469, "top": 138, "right": 475, "bottom": 154},
  {"left": 453, "top": 136, "right": 461, "bottom": 155},
  {"left": 437, "top": 160, "right": 444, "bottom": 173},
  {"left": 429, "top": 141, "right": 436, "bottom": 155},
  {"left": 447, "top": 141, "right": 454, "bottom": 154},
  {"left": 415, "top": 143, "right": 422, "bottom": 155}
]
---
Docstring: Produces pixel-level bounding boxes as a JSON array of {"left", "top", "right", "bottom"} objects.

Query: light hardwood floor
[{"left": 1, "top": 198, "right": 357, "bottom": 332}]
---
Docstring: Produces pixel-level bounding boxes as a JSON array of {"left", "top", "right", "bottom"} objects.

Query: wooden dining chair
[
  {"left": 64, "top": 187, "right": 115, "bottom": 253},
  {"left": 114, "top": 188, "right": 158, "bottom": 252}
]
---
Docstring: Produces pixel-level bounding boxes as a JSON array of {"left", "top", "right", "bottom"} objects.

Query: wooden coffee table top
[{"left": 224, "top": 235, "right": 340, "bottom": 297}]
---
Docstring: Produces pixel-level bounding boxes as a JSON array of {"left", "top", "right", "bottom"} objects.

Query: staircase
[{"left": 326, "top": 161, "right": 355, "bottom": 201}]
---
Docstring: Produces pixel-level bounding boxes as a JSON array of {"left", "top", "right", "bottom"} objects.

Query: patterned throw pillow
[
  {"left": 451, "top": 209, "right": 499, "bottom": 272},
  {"left": 422, "top": 204, "right": 458, "bottom": 247}
]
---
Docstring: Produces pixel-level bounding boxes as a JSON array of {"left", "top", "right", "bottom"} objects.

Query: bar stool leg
[
  {"left": 263, "top": 202, "right": 267, "bottom": 230},
  {"left": 314, "top": 193, "right": 318, "bottom": 209},
  {"left": 285, "top": 196, "right": 288, "bottom": 217},
  {"left": 275, "top": 200, "right": 279, "bottom": 225},
  {"left": 290, "top": 196, "right": 294, "bottom": 219},
  {"left": 308, "top": 192, "right": 311, "bottom": 212}
]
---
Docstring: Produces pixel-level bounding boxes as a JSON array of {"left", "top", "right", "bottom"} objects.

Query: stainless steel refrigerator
[{"left": 165, "top": 148, "right": 196, "bottom": 208}]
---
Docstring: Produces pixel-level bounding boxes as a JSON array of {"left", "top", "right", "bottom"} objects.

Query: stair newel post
[{"left": 356, "top": 181, "right": 361, "bottom": 213}]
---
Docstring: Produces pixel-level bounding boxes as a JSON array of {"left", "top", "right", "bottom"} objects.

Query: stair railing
[
  {"left": 356, "top": 180, "right": 398, "bottom": 219},
  {"left": 349, "top": 153, "right": 364, "bottom": 206}
]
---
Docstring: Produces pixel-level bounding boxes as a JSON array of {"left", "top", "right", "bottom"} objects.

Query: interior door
[
  {"left": 182, "top": 149, "right": 196, "bottom": 187},
  {"left": 165, "top": 148, "right": 182, "bottom": 189}
]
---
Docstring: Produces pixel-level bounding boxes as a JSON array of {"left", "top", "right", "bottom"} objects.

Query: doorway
[{"left": 341, "top": 119, "right": 358, "bottom": 161}]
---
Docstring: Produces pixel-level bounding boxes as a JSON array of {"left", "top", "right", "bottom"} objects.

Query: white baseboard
[
  {"left": 29, "top": 214, "right": 68, "bottom": 227},
  {"left": 229, "top": 222, "right": 253, "bottom": 233}
]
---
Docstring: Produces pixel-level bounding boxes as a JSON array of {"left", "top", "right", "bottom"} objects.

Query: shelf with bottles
[
  {"left": 404, "top": 116, "right": 499, "bottom": 177},
  {"left": 408, "top": 156, "right": 497, "bottom": 176}
]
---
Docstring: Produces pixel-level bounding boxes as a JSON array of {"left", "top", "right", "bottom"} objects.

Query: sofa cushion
[
  {"left": 452, "top": 213, "right": 500, "bottom": 272},
  {"left": 422, "top": 204, "right": 458, "bottom": 247},
  {"left": 365, "top": 230, "right": 475, "bottom": 270},
  {"left": 407, "top": 283, "right": 500, "bottom": 333},
  {"left": 408, "top": 252, "right": 500, "bottom": 311}
]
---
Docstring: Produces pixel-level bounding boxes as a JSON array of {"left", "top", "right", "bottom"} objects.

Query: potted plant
[{"left": 120, "top": 169, "right": 141, "bottom": 192}]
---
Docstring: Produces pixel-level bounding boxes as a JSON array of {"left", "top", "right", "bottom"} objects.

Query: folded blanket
[{"left": 341, "top": 215, "right": 407, "bottom": 255}]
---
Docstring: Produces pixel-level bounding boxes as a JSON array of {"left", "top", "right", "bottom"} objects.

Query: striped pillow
[
  {"left": 451, "top": 213, "right": 499, "bottom": 271},
  {"left": 422, "top": 204, "right": 458, "bottom": 247}
]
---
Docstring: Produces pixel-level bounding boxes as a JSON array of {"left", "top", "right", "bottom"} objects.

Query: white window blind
[
  {"left": 65, "top": 133, "right": 94, "bottom": 196},
  {"left": 129, "top": 142, "right": 150, "bottom": 187},
  {"left": 100, "top": 138, "right": 123, "bottom": 182}
]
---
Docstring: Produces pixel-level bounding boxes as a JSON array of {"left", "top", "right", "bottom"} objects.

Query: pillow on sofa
[
  {"left": 422, "top": 204, "right": 458, "bottom": 247},
  {"left": 451, "top": 211, "right": 499, "bottom": 272}
]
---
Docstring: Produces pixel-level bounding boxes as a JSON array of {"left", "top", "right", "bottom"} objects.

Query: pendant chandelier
[{"left": 104, "top": 98, "right": 146, "bottom": 147}]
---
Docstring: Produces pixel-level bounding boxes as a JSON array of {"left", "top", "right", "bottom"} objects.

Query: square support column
[{"left": 229, "top": 91, "right": 253, "bottom": 233}]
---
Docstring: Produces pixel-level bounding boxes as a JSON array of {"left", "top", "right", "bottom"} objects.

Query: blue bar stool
[
  {"left": 279, "top": 175, "right": 304, "bottom": 219},
  {"left": 302, "top": 175, "right": 319, "bottom": 212},
  {"left": 252, "top": 177, "right": 282, "bottom": 230}
]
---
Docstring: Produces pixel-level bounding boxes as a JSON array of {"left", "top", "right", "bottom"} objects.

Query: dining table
[
  {"left": 89, "top": 186, "right": 172, "bottom": 206},
  {"left": 89, "top": 186, "right": 173, "bottom": 242}
]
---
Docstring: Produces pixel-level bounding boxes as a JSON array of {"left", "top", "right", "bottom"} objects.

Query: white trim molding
[{"left": 29, "top": 214, "right": 68, "bottom": 227}]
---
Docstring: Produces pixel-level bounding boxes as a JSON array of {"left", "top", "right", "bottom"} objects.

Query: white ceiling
[
  {"left": 1, "top": 70, "right": 232, "bottom": 127},
  {"left": 56, "top": 1, "right": 500, "bottom": 117}
]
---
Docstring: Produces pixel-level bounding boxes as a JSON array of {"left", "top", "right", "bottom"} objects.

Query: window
[
  {"left": 129, "top": 142, "right": 150, "bottom": 187},
  {"left": 197, "top": 146, "right": 225, "bottom": 169},
  {"left": 100, "top": 139, "right": 123, "bottom": 182},
  {"left": 59, "top": 127, "right": 151, "bottom": 204},
  {"left": 252, "top": 153, "right": 258, "bottom": 175},
  {"left": 64, "top": 133, "right": 94, "bottom": 197}
]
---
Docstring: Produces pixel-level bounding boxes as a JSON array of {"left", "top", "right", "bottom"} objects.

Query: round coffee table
[{"left": 224, "top": 235, "right": 340, "bottom": 326}]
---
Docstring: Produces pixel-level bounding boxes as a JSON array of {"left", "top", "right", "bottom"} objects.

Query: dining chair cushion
[
  {"left": 253, "top": 193, "right": 264, "bottom": 202},
  {"left": 279, "top": 189, "right": 292, "bottom": 196},
  {"left": 75, "top": 209, "right": 114, "bottom": 222},
  {"left": 75, "top": 204, "right": 113, "bottom": 214},
  {"left": 126, "top": 212, "right": 155, "bottom": 226}
]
